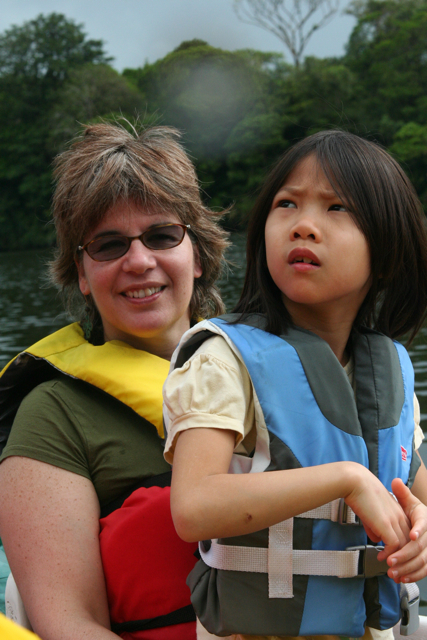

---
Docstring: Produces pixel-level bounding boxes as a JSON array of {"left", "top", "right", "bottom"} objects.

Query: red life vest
[{"left": 99, "top": 483, "right": 198, "bottom": 640}]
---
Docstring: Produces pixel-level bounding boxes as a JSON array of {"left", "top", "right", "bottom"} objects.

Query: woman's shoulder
[
  {"left": 21, "top": 374, "right": 86, "bottom": 402},
  {"left": 16, "top": 375, "right": 110, "bottom": 426}
]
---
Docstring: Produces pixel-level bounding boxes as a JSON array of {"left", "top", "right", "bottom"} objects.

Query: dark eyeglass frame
[{"left": 77, "top": 223, "right": 191, "bottom": 262}]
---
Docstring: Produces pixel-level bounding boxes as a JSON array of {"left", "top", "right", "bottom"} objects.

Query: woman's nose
[{"left": 122, "top": 238, "right": 157, "bottom": 271}]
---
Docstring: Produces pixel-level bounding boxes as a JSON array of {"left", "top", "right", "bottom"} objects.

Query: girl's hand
[
  {"left": 343, "top": 466, "right": 411, "bottom": 560},
  {"left": 385, "top": 478, "right": 427, "bottom": 583}
]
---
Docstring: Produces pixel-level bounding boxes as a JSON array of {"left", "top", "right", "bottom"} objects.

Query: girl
[{"left": 163, "top": 130, "right": 427, "bottom": 640}]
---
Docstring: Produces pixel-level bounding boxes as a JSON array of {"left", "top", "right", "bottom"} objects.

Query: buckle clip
[
  {"left": 400, "top": 589, "right": 420, "bottom": 636},
  {"left": 338, "top": 498, "right": 360, "bottom": 525},
  {"left": 346, "top": 545, "right": 388, "bottom": 578}
]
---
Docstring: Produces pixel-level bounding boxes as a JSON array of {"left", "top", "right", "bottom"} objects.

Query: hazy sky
[{"left": 0, "top": 1, "right": 356, "bottom": 71}]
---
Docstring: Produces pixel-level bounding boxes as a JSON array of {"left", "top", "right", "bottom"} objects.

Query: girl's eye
[
  {"left": 329, "top": 204, "right": 347, "bottom": 212},
  {"left": 276, "top": 200, "right": 296, "bottom": 209}
]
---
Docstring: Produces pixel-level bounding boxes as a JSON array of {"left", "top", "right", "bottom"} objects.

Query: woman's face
[{"left": 77, "top": 200, "right": 202, "bottom": 359}]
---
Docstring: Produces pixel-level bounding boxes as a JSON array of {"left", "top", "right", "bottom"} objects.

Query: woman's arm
[
  {"left": 0, "top": 456, "right": 117, "bottom": 640},
  {"left": 171, "top": 426, "right": 411, "bottom": 558}
]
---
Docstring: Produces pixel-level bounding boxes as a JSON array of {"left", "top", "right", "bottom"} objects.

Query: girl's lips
[
  {"left": 288, "top": 248, "right": 320, "bottom": 266},
  {"left": 288, "top": 248, "right": 320, "bottom": 273}
]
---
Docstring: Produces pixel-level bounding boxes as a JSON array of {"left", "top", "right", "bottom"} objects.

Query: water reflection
[{"left": 0, "top": 249, "right": 67, "bottom": 367}]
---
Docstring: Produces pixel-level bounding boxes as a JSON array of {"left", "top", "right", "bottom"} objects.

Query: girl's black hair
[{"left": 234, "top": 130, "right": 427, "bottom": 344}]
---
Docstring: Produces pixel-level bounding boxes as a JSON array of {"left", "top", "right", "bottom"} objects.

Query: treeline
[{"left": 1, "top": 0, "right": 427, "bottom": 250}]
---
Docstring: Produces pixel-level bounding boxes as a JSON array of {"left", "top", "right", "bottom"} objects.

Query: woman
[{"left": 0, "top": 122, "right": 228, "bottom": 640}]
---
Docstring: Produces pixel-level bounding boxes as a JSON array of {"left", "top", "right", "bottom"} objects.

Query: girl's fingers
[
  {"left": 388, "top": 553, "right": 427, "bottom": 583},
  {"left": 391, "top": 478, "right": 427, "bottom": 541},
  {"left": 408, "top": 505, "right": 427, "bottom": 542}
]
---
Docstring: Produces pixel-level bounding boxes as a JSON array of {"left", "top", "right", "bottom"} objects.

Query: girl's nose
[
  {"left": 290, "top": 213, "right": 322, "bottom": 242},
  {"left": 122, "top": 238, "right": 157, "bottom": 272}
]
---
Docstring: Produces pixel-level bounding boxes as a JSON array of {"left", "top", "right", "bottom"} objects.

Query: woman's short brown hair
[{"left": 50, "top": 121, "right": 229, "bottom": 328}]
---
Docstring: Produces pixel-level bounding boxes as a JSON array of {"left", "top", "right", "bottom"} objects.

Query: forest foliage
[{"left": 1, "top": 1, "right": 427, "bottom": 250}]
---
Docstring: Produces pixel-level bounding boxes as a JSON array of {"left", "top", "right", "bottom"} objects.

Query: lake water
[{"left": 1, "top": 233, "right": 427, "bottom": 614}]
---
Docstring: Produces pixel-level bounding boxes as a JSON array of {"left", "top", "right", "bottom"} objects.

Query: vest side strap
[{"left": 200, "top": 539, "right": 360, "bottom": 586}]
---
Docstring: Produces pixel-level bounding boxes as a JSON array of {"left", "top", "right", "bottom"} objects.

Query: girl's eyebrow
[{"left": 276, "top": 185, "right": 339, "bottom": 198}]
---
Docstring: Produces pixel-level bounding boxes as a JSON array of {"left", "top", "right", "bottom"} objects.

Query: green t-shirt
[{"left": 0, "top": 375, "right": 170, "bottom": 508}]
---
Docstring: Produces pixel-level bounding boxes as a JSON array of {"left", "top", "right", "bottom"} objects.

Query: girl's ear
[{"left": 75, "top": 257, "right": 91, "bottom": 296}]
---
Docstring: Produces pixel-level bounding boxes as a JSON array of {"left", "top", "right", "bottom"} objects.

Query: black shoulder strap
[
  {"left": 111, "top": 603, "right": 196, "bottom": 634},
  {"left": 0, "top": 355, "right": 56, "bottom": 454},
  {"left": 174, "top": 314, "right": 266, "bottom": 370}
]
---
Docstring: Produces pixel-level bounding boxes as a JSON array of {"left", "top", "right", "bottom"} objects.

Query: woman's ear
[
  {"left": 193, "top": 246, "right": 203, "bottom": 279},
  {"left": 75, "top": 257, "right": 91, "bottom": 296}
]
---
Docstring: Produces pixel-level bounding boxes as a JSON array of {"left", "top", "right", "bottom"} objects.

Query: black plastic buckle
[{"left": 346, "top": 545, "right": 388, "bottom": 578}]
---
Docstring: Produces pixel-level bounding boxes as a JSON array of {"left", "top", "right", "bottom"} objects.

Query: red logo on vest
[{"left": 401, "top": 446, "right": 408, "bottom": 462}]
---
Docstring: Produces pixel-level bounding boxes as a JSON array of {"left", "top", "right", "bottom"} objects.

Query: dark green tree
[
  {"left": 0, "top": 12, "right": 109, "bottom": 85},
  {"left": 343, "top": 0, "right": 427, "bottom": 204},
  {"left": 345, "top": 0, "right": 427, "bottom": 139},
  {"left": 0, "top": 14, "right": 112, "bottom": 250},
  {"left": 48, "top": 64, "right": 145, "bottom": 150}
]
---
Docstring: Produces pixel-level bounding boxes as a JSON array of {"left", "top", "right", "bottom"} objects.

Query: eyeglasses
[{"left": 77, "top": 223, "right": 191, "bottom": 262}]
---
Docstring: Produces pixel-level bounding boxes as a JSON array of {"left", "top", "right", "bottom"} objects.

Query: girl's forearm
[
  {"left": 171, "top": 427, "right": 369, "bottom": 542},
  {"left": 172, "top": 461, "right": 364, "bottom": 541}
]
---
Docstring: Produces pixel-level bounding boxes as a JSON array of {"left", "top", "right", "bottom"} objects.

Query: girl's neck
[{"left": 285, "top": 302, "right": 354, "bottom": 366}]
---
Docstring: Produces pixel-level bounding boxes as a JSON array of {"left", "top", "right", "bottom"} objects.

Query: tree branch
[{"left": 234, "top": 0, "right": 340, "bottom": 66}]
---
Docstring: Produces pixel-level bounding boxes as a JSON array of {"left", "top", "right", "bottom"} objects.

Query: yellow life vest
[
  {"left": 0, "top": 614, "right": 40, "bottom": 640},
  {"left": 0, "top": 323, "right": 170, "bottom": 438}
]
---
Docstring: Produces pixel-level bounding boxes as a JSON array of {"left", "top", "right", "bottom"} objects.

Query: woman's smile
[{"left": 121, "top": 286, "right": 163, "bottom": 300}]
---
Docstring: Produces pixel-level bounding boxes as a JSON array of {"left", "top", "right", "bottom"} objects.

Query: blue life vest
[{"left": 169, "top": 314, "right": 420, "bottom": 638}]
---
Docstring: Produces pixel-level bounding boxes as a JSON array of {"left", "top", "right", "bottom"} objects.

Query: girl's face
[
  {"left": 77, "top": 200, "right": 202, "bottom": 359},
  {"left": 265, "top": 154, "right": 371, "bottom": 329}
]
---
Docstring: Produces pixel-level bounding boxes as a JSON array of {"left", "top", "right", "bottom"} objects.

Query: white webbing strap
[
  {"left": 300, "top": 499, "right": 358, "bottom": 524},
  {"left": 400, "top": 582, "right": 419, "bottom": 603},
  {"left": 268, "top": 520, "right": 294, "bottom": 597},
  {"left": 200, "top": 537, "right": 361, "bottom": 597}
]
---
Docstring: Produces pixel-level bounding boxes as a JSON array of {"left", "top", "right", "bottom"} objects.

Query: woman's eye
[
  {"left": 329, "top": 204, "right": 347, "bottom": 212},
  {"left": 276, "top": 200, "right": 296, "bottom": 209}
]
